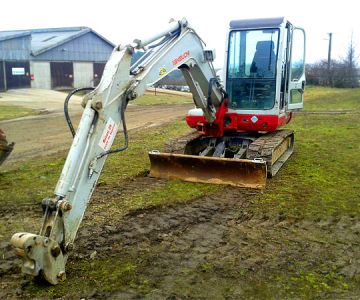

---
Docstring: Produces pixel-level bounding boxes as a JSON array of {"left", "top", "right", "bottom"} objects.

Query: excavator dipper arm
[{"left": 10, "top": 18, "right": 225, "bottom": 284}]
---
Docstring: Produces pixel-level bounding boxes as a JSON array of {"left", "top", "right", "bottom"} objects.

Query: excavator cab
[
  {"left": 227, "top": 29, "right": 278, "bottom": 110},
  {"left": 224, "top": 17, "right": 306, "bottom": 131}
]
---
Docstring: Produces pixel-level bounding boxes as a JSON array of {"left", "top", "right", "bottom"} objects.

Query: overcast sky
[{"left": 1, "top": 0, "right": 359, "bottom": 68}]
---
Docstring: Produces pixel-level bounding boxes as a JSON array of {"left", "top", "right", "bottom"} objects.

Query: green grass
[
  {"left": 132, "top": 92, "right": 192, "bottom": 105},
  {"left": 253, "top": 87, "right": 360, "bottom": 219},
  {"left": 0, "top": 104, "right": 35, "bottom": 121},
  {"left": 126, "top": 180, "right": 218, "bottom": 207},
  {"left": 0, "top": 122, "right": 193, "bottom": 207},
  {"left": 0, "top": 121, "right": 206, "bottom": 239},
  {"left": 25, "top": 257, "right": 147, "bottom": 298},
  {"left": 304, "top": 86, "right": 360, "bottom": 111},
  {"left": 90, "top": 180, "right": 219, "bottom": 225},
  {"left": 61, "top": 89, "right": 192, "bottom": 106},
  {"left": 238, "top": 87, "right": 360, "bottom": 298}
]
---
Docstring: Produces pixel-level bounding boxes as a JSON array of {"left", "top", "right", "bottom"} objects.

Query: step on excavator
[{"left": 11, "top": 17, "right": 305, "bottom": 284}]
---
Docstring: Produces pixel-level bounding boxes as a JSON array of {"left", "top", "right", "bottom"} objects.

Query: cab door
[{"left": 288, "top": 27, "right": 306, "bottom": 110}]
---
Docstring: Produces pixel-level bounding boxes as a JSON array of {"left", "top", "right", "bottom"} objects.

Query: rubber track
[
  {"left": 165, "top": 130, "right": 202, "bottom": 154},
  {"left": 246, "top": 129, "right": 294, "bottom": 170}
]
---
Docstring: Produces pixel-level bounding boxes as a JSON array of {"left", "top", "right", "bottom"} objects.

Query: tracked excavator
[{"left": 11, "top": 17, "right": 305, "bottom": 284}]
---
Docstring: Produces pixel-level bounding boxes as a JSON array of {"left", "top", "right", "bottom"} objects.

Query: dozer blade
[{"left": 149, "top": 151, "right": 267, "bottom": 189}]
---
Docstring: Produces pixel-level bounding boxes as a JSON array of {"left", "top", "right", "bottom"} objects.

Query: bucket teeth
[{"left": 10, "top": 232, "right": 66, "bottom": 285}]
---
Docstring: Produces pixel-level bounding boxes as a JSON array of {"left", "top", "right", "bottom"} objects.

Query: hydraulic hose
[
  {"left": 88, "top": 98, "right": 129, "bottom": 178},
  {"left": 93, "top": 97, "right": 129, "bottom": 160},
  {"left": 64, "top": 87, "right": 95, "bottom": 137},
  {"left": 148, "top": 28, "right": 181, "bottom": 49}
]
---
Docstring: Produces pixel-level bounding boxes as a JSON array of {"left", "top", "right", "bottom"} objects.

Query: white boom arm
[{"left": 11, "top": 18, "right": 225, "bottom": 284}]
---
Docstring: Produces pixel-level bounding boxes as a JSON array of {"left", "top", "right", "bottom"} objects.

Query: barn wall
[
  {"left": 0, "top": 35, "right": 31, "bottom": 60},
  {"left": 30, "top": 61, "right": 51, "bottom": 89},
  {"left": 73, "top": 62, "right": 93, "bottom": 88},
  {"left": 0, "top": 61, "right": 6, "bottom": 91},
  {"left": 32, "top": 32, "right": 114, "bottom": 62},
  {"left": 0, "top": 29, "right": 114, "bottom": 90}
]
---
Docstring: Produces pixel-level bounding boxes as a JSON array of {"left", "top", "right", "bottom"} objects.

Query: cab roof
[{"left": 229, "top": 17, "right": 286, "bottom": 30}]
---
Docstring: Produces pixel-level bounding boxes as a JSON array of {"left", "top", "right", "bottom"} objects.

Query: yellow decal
[{"left": 159, "top": 67, "right": 167, "bottom": 77}]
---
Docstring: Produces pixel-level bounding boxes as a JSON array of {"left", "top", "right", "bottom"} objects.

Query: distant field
[
  {"left": 304, "top": 86, "right": 360, "bottom": 111},
  {"left": 0, "top": 91, "right": 191, "bottom": 123},
  {"left": 0, "top": 105, "right": 35, "bottom": 121},
  {"left": 133, "top": 90, "right": 192, "bottom": 105},
  {"left": 3, "top": 86, "right": 356, "bottom": 119}
]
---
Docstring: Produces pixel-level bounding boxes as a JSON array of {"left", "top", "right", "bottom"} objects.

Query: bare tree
[
  {"left": 306, "top": 34, "right": 359, "bottom": 88},
  {"left": 340, "top": 33, "right": 359, "bottom": 87}
]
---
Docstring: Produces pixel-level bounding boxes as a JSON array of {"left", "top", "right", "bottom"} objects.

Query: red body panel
[{"left": 186, "top": 100, "right": 292, "bottom": 135}]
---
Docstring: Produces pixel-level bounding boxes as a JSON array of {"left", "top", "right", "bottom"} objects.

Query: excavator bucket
[
  {"left": 0, "top": 130, "right": 14, "bottom": 166},
  {"left": 148, "top": 151, "right": 267, "bottom": 189},
  {"left": 0, "top": 144, "right": 13, "bottom": 166}
]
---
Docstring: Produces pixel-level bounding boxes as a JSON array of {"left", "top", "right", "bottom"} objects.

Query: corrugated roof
[
  {"left": 0, "top": 30, "right": 30, "bottom": 42},
  {"left": 0, "top": 27, "right": 115, "bottom": 56},
  {"left": 31, "top": 27, "right": 92, "bottom": 55}
]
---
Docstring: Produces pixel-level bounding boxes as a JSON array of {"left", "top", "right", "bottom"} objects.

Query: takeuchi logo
[{"left": 172, "top": 51, "right": 190, "bottom": 66}]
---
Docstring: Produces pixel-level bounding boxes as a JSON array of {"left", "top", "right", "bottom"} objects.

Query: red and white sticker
[
  {"left": 98, "top": 117, "right": 118, "bottom": 151},
  {"left": 172, "top": 50, "right": 190, "bottom": 66}
]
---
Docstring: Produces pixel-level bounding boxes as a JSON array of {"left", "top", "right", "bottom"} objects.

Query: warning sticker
[
  {"left": 159, "top": 67, "right": 167, "bottom": 77},
  {"left": 98, "top": 117, "right": 118, "bottom": 151}
]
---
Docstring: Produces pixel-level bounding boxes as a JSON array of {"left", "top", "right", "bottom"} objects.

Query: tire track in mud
[
  {"left": 73, "top": 184, "right": 260, "bottom": 298},
  {"left": 74, "top": 178, "right": 360, "bottom": 298},
  {"left": 2, "top": 175, "right": 360, "bottom": 298},
  {"left": 298, "top": 110, "right": 360, "bottom": 115},
  {"left": 77, "top": 185, "right": 257, "bottom": 257}
]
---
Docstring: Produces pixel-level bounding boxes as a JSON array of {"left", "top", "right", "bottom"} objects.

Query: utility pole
[
  {"left": 327, "top": 32, "right": 333, "bottom": 86},
  {"left": 327, "top": 32, "right": 332, "bottom": 70}
]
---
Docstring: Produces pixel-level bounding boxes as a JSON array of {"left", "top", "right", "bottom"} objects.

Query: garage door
[
  {"left": 50, "top": 62, "right": 74, "bottom": 89},
  {"left": 0, "top": 61, "right": 5, "bottom": 91},
  {"left": 93, "top": 63, "right": 106, "bottom": 86},
  {"left": 5, "top": 61, "right": 31, "bottom": 89}
]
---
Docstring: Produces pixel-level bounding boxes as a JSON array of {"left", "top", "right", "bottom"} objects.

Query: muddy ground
[
  {"left": 77, "top": 179, "right": 360, "bottom": 299},
  {"left": 1, "top": 173, "right": 359, "bottom": 299},
  {"left": 0, "top": 89, "right": 83, "bottom": 112}
]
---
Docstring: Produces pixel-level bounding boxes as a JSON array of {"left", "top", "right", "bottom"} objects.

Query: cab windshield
[{"left": 226, "top": 28, "right": 279, "bottom": 110}]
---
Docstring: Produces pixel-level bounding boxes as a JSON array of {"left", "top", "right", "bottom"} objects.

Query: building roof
[
  {"left": 0, "top": 27, "right": 115, "bottom": 56},
  {"left": 0, "top": 30, "right": 30, "bottom": 42}
]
